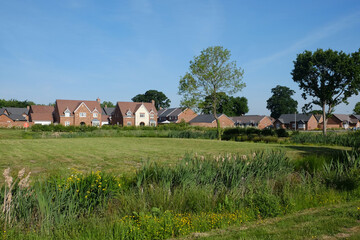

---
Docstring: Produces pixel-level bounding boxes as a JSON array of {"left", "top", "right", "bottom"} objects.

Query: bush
[{"left": 276, "top": 128, "right": 289, "bottom": 137}]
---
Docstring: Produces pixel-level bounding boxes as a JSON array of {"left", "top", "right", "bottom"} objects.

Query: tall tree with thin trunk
[
  {"left": 292, "top": 48, "right": 360, "bottom": 135},
  {"left": 178, "top": 46, "right": 245, "bottom": 140}
]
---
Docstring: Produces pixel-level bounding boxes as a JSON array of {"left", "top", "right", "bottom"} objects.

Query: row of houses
[{"left": 1, "top": 98, "right": 359, "bottom": 130}]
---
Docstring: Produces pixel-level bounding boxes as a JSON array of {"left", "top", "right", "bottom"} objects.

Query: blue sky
[{"left": 1, "top": 0, "right": 359, "bottom": 114}]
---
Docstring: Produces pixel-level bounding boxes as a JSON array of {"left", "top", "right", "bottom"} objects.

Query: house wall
[
  {"left": 273, "top": 120, "right": 285, "bottom": 129},
  {"left": 190, "top": 115, "right": 234, "bottom": 128},
  {"left": 176, "top": 108, "right": 197, "bottom": 123},
  {"left": 0, "top": 115, "right": 33, "bottom": 128},
  {"left": 74, "top": 104, "right": 94, "bottom": 126},
  {"left": 324, "top": 117, "right": 342, "bottom": 129},
  {"left": 258, "top": 117, "right": 273, "bottom": 129},
  {"left": 135, "top": 105, "right": 149, "bottom": 126},
  {"left": 306, "top": 115, "right": 318, "bottom": 130}
]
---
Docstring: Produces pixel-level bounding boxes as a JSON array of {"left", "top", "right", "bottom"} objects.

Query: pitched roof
[
  {"left": 4, "top": 107, "right": 29, "bottom": 115},
  {"left": 56, "top": 99, "right": 101, "bottom": 114},
  {"left": 157, "top": 108, "right": 166, "bottom": 116},
  {"left": 8, "top": 114, "right": 27, "bottom": 121},
  {"left": 116, "top": 102, "right": 157, "bottom": 116},
  {"left": 352, "top": 115, "right": 360, "bottom": 121},
  {"left": 102, "top": 107, "right": 115, "bottom": 116},
  {"left": 0, "top": 108, "right": 5, "bottom": 115},
  {"left": 30, "top": 113, "right": 53, "bottom": 122},
  {"left": 230, "top": 115, "right": 267, "bottom": 124},
  {"left": 277, "top": 114, "right": 313, "bottom": 124},
  {"left": 189, "top": 114, "right": 224, "bottom": 123},
  {"left": 332, "top": 114, "right": 357, "bottom": 124},
  {"left": 30, "top": 105, "right": 54, "bottom": 113}
]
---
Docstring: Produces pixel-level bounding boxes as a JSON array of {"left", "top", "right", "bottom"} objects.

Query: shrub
[{"left": 276, "top": 128, "right": 289, "bottom": 137}]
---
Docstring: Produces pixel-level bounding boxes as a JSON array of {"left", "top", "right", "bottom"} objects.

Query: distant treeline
[{"left": 0, "top": 99, "right": 36, "bottom": 108}]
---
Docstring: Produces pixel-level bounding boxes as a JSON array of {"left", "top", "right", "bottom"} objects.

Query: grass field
[
  {"left": 0, "top": 136, "right": 349, "bottom": 178},
  {"left": 184, "top": 200, "right": 360, "bottom": 240}
]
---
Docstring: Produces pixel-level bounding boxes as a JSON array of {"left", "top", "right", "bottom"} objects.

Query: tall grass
[
  {"left": 1, "top": 151, "right": 360, "bottom": 239},
  {"left": 290, "top": 131, "right": 360, "bottom": 150}
]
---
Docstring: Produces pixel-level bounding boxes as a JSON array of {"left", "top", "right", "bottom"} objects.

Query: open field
[{"left": 0, "top": 136, "right": 350, "bottom": 178}]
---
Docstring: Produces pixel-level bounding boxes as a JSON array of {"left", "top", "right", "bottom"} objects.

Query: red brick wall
[
  {"left": 258, "top": 117, "right": 273, "bottom": 129},
  {"left": 176, "top": 108, "right": 197, "bottom": 123},
  {"left": 0, "top": 115, "right": 33, "bottom": 128},
  {"left": 58, "top": 104, "right": 102, "bottom": 126},
  {"left": 190, "top": 115, "right": 234, "bottom": 128},
  {"left": 306, "top": 115, "right": 318, "bottom": 130}
]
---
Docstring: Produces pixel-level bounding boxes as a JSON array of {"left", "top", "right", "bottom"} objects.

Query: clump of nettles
[{"left": 2, "top": 168, "right": 31, "bottom": 229}]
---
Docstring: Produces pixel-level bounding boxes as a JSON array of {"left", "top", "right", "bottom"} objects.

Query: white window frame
[
  {"left": 65, "top": 121, "right": 70, "bottom": 126},
  {"left": 93, "top": 113, "right": 98, "bottom": 118},
  {"left": 292, "top": 123, "right": 296, "bottom": 128},
  {"left": 127, "top": 121, "right": 132, "bottom": 126},
  {"left": 150, "top": 113, "right": 154, "bottom": 118},
  {"left": 65, "top": 112, "right": 70, "bottom": 117},
  {"left": 79, "top": 112, "right": 86, "bottom": 118},
  {"left": 126, "top": 111, "right": 132, "bottom": 117}
]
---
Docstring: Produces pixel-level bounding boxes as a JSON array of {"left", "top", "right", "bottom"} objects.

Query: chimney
[
  {"left": 105, "top": 105, "right": 107, "bottom": 109},
  {"left": 151, "top": 100, "right": 155, "bottom": 106},
  {"left": 26, "top": 106, "right": 30, "bottom": 110},
  {"left": 96, "top": 97, "right": 100, "bottom": 103}
]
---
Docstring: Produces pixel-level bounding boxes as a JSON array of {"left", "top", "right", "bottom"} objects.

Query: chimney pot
[
  {"left": 151, "top": 100, "right": 155, "bottom": 106},
  {"left": 96, "top": 98, "right": 100, "bottom": 103}
]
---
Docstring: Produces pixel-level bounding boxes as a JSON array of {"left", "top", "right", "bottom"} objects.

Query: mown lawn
[
  {"left": 184, "top": 200, "right": 360, "bottom": 240},
  {"left": 0, "top": 135, "right": 349, "bottom": 178}
]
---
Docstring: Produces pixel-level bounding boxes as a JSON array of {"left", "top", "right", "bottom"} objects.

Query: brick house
[
  {"left": 29, "top": 105, "right": 54, "bottom": 125},
  {"left": 230, "top": 115, "right": 273, "bottom": 129},
  {"left": 274, "top": 114, "right": 318, "bottom": 130},
  {"left": 112, "top": 101, "right": 157, "bottom": 126},
  {"left": 323, "top": 114, "right": 360, "bottom": 129},
  {"left": 189, "top": 114, "right": 234, "bottom": 128},
  {"left": 351, "top": 115, "right": 360, "bottom": 128},
  {"left": 54, "top": 99, "right": 102, "bottom": 126},
  {"left": 158, "top": 108, "right": 197, "bottom": 124},
  {"left": 0, "top": 107, "right": 30, "bottom": 127}
]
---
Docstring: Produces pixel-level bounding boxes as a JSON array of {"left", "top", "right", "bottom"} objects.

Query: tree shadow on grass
[{"left": 283, "top": 145, "right": 351, "bottom": 159}]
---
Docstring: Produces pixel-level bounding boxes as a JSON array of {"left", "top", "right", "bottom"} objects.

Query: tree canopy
[
  {"left": 266, "top": 85, "right": 298, "bottom": 119},
  {"left": 292, "top": 48, "right": 360, "bottom": 135},
  {"left": 178, "top": 46, "right": 245, "bottom": 139},
  {"left": 101, "top": 101, "right": 115, "bottom": 108},
  {"left": 354, "top": 102, "right": 360, "bottom": 115},
  {"left": 201, "top": 92, "right": 249, "bottom": 116},
  {"left": 132, "top": 90, "right": 170, "bottom": 110},
  {"left": 0, "top": 99, "right": 35, "bottom": 108}
]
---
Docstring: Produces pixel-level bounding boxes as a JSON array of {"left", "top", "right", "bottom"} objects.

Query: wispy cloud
[{"left": 244, "top": 10, "right": 360, "bottom": 71}]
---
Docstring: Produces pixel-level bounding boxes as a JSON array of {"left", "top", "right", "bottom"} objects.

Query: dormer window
[
  {"left": 126, "top": 110, "right": 132, "bottom": 117},
  {"left": 64, "top": 108, "right": 71, "bottom": 117},
  {"left": 79, "top": 112, "right": 86, "bottom": 117},
  {"left": 93, "top": 113, "right": 98, "bottom": 118}
]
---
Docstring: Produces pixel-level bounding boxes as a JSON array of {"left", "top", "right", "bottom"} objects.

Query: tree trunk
[
  {"left": 213, "top": 97, "right": 221, "bottom": 141},
  {"left": 322, "top": 102, "right": 327, "bottom": 136}
]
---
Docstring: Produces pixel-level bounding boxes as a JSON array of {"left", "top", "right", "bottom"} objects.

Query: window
[
  {"left": 79, "top": 112, "right": 86, "bottom": 117},
  {"left": 127, "top": 121, "right": 132, "bottom": 126},
  {"left": 140, "top": 113, "right": 145, "bottom": 118},
  {"left": 65, "top": 121, "right": 70, "bottom": 126},
  {"left": 292, "top": 123, "right": 296, "bottom": 128},
  {"left": 126, "top": 111, "right": 132, "bottom": 117},
  {"left": 92, "top": 120, "right": 100, "bottom": 127},
  {"left": 65, "top": 112, "right": 70, "bottom": 117},
  {"left": 298, "top": 123, "right": 305, "bottom": 129},
  {"left": 276, "top": 123, "right": 280, "bottom": 129},
  {"left": 150, "top": 113, "right": 154, "bottom": 118},
  {"left": 93, "top": 113, "right": 98, "bottom": 118}
]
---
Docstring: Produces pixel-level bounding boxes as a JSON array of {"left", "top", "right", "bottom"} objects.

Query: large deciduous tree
[
  {"left": 292, "top": 48, "right": 360, "bottom": 135},
  {"left": 201, "top": 92, "right": 249, "bottom": 116},
  {"left": 178, "top": 46, "right": 245, "bottom": 140},
  {"left": 354, "top": 102, "right": 360, "bottom": 115},
  {"left": 266, "top": 85, "right": 298, "bottom": 119},
  {"left": 132, "top": 90, "right": 171, "bottom": 110}
]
